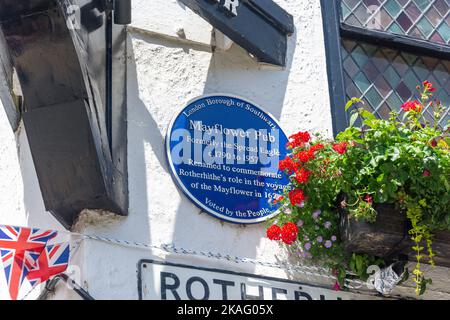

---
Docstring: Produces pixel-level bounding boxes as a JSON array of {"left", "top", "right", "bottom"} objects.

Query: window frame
[{"left": 321, "top": 0, "right": 450, "bottom": 136}]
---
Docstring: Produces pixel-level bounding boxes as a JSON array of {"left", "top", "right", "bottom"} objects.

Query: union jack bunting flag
[
  {"left": 26, "top": 242, "right": 70, "bottom": 287},
  {"left": 0, "top": 225, "right": 58, "bottom": 300}
]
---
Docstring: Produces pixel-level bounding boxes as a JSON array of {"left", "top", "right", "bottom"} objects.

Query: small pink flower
[
  {"left": 364, "top": 194, "right": 373, "bottom": 204},
  {"left": 312, "top": 210, "right": 321, "bottom": 219},
  {"left": 332, "top": 281, "right": 341, "bottom": 291}
]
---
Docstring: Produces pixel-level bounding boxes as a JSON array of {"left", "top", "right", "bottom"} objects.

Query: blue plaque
[{"left": 166, "top": 95, "right": 289, "bottom": 224}]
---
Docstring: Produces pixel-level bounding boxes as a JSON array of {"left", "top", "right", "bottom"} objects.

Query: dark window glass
[
  {"left": 341, "top": 38, "right": 450, "bottom": 127},
  {"left": 341, "top": 0, "right": 450, "bottom": 46}
]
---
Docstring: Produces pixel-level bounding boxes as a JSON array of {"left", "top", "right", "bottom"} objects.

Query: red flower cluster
[
  {"left": 267, "top": 223, "right": 299, "bottom": 245},
  {"left": 295, "top": 149, "right": 315, "bottom": 163},
  {"left": 310, "top": 143, "right": 325, "bottom": 152},
  {"left": 423, "top": 80, "right": 437, "bottom": 93},
  {"left": 401, "top": 100, "right": 423, "bottom": 113},
  {"left": 279, "top": 156, "right": 298, "bottom": 174},
  {"left": 294, "top": 167, "right": 312, "bottom": 184},
  {"left": 287, "top": 131, "right": 311, "bottom": 149},
  {"left": 289, "top": 189, "right": 305, "bottom": 206},
  {"left": 332, "top": 142, "right": 348, "bottom": 155},
  {"left": 281, "top": 222, "right": 299, "bottom": 245},
  {"left": 266, "top": 225, "right": 282, "bottom": 241}
]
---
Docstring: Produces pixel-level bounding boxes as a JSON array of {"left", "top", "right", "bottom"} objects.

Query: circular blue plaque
[{"left": 166, "top": 95, "right": 289, "bottom": 224}]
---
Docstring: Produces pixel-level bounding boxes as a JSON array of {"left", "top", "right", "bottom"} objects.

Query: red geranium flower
[
  {"left": 290, "top": 131, "right": 311, "bottom": 143},
  {"left": 332, "top": 142, "right": 348, "bottom": 155},
  {"left": 294, "top": 167, "right": 312, "bottom": 184},
  {"left": 289, "top": 189, "right": 305, "bottom": 206},
  {"left": 295, "top": 150, "right": 315, "bottom": 163},
  {"left": 423, "top": 169, "right": 430, "bottom": 177},
  {"left": 281, "top": 222, "right": 299, "bottom": 245},
  {"left": 287, "top": 131, "right": 311, "bottom": 149},
  {"left": 279, "top": 156, "right": 298, "bottom": 174},
  {"left": 266, "top": 225, "right": 282, "bottom": 241},
  {"left": 401, "top": 100, "right": 423, "bottom": 113},
  {"left": 423, "top": 80, "right": 437, "bottom": 92},
  {"left": 310, "top": 143, "right": 325, "bottom": 153}
]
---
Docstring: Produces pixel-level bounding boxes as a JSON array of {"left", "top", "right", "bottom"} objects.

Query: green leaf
[
  {"left": 442, "top": 176, "right": 450, "bottom": 192},
  {"left": 345, "top": 98, "right": 362, "bottom": 111},
  {"left": 355, "top": 256, "right": 363, "bottom": 273},
  {"left": 349, "top": 112, "right": 359, "bottom": 127},
  {"left": 363, "top": 119, "right": 377, "bottom": 128},
  {"left": 360, "top": 110, "right": 376, "bottom": 120},
  {"left": 398, "top": 270, "right": 409, "bottom": 285},
  {"left": 419, "top": 281, "right": 428, "bottom": 296}
]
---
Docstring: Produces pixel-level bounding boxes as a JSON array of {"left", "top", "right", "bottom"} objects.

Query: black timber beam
[
  {"left": 0, "top": 0, "right": 128, "bottom": 228},
  {"left": 179, "top": 0, "right": 294, "bottom": 67}
]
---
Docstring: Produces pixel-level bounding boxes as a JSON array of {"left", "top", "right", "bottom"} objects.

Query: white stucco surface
[
  {"left": 72, "top": 0, "right": 335, "bottom": 300},
  {"left": 1, "top": 0, "right": 448, "bottom": 300}
]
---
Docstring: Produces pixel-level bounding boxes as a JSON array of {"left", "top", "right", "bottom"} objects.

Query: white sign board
[{"left": 138, "top": 260, "right": 372, "bottom": 300}]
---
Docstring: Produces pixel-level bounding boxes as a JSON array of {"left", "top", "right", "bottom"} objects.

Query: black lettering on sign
[
  {"left": 161, "top": 272, "right": 181, "bottom": 300},
  {"left": 213, "top": 279, "right": 235, "bottom": 300},
  {"left": 295, "top": 290, "right": 313, "bottom": 300},
  {"left": 186, "top": 276, "right": 210, "bottom": 300},
  {"left": 241, "top": 283, "right": 264, "bottom": 300}
]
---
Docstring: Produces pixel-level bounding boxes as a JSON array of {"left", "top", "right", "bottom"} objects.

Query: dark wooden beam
[
  {"left": 0, "top": 0, "right": 128, "bottom": 228},
  {"left": 340, "top": 24, "right": 450, "bottom": 61},
  {"left": 179, "top": 0, "right": 294, "bottom": 67}
]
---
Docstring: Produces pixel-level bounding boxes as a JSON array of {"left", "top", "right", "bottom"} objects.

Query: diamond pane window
[
  {"left": 341, "top": 0, "right": 450, "bottom": 45},
  {"left": 341, "top": 38, "right": 450, "bottom": 127}
]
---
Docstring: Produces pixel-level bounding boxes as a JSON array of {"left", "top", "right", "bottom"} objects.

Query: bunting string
[
  {"left": 76, "top": 233, "right": 367, "bottom": 290},
  {"left": 1, "top": 223, "right": 369, "bottom": 300}
]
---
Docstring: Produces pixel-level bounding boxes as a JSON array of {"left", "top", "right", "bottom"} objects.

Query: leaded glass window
[
  {"left": 341, "top": 38, "right": 450, "bottom": 127},
  {"left": 341, "top": 0, "right": 450, "bottom": 45},
  {"left": 321, "top": 1, "right": 450, "bottom": 133}
]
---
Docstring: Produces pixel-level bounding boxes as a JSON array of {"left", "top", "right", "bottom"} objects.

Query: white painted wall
[
  {"left": 67, "top": 0, "right": 335, "bottom": 300},
  {"left": 1, "top": 0, "right": 447, "bottom": 300}
]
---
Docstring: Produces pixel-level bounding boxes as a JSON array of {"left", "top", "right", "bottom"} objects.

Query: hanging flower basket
[
  {"left": 339, "top": 204, "right": 450, "bottom": 268},
  {"left": 339, "top": 203, "right": 409, "bottom": 258},
  {"left": 267, "top": 81, "right": 450, "bottom": 296}
]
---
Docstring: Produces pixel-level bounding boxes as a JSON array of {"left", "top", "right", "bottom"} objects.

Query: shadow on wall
[
  {"left": 203, "top": 27, "right": 297, "bottom": 119},
  {"left": 125, "top": 31, "right": 210, "bottom": 245}
]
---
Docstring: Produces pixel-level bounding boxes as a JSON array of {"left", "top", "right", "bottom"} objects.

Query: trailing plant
[{"left": 267, "top": 81, "right": 450, "bottom": 296}]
